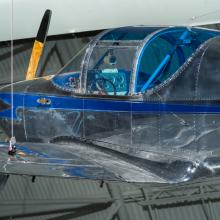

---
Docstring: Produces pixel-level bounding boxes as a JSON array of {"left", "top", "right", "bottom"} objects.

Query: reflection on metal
[{"left": 1, "top": 26, "right": 220, "bottom": 184}]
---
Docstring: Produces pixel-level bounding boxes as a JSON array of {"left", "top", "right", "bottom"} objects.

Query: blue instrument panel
[{"left": 87, "top": 69, "right": 130, "bottom": 95}]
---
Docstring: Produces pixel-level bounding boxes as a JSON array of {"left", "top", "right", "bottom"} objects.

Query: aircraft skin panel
[
  {"left": 1, "top": 26, "right": 220, "bottom": 183},
  {"left": 1, "top": 91, "right": 220, "bottom": 150}
]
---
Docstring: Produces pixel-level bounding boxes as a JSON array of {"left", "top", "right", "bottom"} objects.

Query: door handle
[{"left": 37, "top": 97, "right": 51, "bottom": 105}]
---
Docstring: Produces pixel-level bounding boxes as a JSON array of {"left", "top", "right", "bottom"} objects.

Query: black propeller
[{"left": 26, "top": 9, "right": 52, "bottom": 80}]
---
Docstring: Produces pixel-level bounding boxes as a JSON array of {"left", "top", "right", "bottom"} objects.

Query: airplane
[{"left": 1, "top": 10, "right": 220, "bottom": 184}]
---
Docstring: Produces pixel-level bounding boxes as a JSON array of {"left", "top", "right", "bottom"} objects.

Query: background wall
[{"left": 0, "top": 33, "right": 95, "bottom": 84}]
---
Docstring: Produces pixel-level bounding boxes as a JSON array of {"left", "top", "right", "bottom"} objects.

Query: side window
[
  {"left": 137, "top": 37, "right": 179, "bottom": 92},
  {"left": 136, "top": 32, "right": 194, "bottom": 93}
]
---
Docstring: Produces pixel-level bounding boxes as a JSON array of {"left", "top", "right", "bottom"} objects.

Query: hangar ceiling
[{"left": 1, "top": 174, "right": 220, "bottom": 220}]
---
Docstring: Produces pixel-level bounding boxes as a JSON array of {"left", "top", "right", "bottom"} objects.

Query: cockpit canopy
[{"left": 54, "top": 26, "right": 220, "bottom": 96}]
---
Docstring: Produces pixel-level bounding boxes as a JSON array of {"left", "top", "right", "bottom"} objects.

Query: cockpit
[
  {"left": 52, "top": 26, "right": 220, "bottom": 96},
  {"left": 85, "top": 44, "right": 136, "bottom": 96}
]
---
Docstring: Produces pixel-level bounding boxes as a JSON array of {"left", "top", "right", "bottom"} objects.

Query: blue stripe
[
  {"left": 1, "top": 93, "right": 220, "bottom": 121},
  {"left": 133, "top": 102, "right": 216, "bottom": 113},
  {"left": 84, "top": 99, "right": 131, "bottom": 112}
]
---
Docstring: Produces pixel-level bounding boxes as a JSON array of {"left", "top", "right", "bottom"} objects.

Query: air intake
[{"left": 0, "top": 99, "right": 10, "bottom": 112}]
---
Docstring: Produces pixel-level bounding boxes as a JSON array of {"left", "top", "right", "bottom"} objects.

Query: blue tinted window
[
  {"left": 137, "top": 36, "right": 180, "bottom": 92},
  {"left": 101, "top": 27, "right": 160, "bottom": 41},
  {"left": 135, "top": 28, "right": 220, "bottom": 93}
]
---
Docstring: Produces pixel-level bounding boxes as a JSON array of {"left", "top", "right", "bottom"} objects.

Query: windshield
[
  {"left": 51, "top": 41, "right": 89, "bottom": 93},
  {"left": 56, "top": 42, "right": 89, "bottom": 75},
  {"left": 85, "top": 45, "right": 138, "bottom": 96}
]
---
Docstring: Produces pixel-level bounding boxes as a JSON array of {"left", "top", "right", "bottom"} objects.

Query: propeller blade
[{"left": 26, "top": 9, "right": 52, "bottom": 80}]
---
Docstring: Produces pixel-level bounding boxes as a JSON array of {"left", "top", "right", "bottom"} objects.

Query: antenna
[
  {"left": 8, "top": 0, "right": 16, "bottom": 155},
  {"left": 188, "top": 10, "right": 220, "bottom": 26}
]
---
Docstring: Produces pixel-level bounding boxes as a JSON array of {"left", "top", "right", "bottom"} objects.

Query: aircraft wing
[
  {"left": 1, "top": 0, "right": 220, "bottom": 41},
  {"left": 0, "top": 140, "right": 219, "bottom": 184},
  {"left": 0, "top": 141, "right": 166, "bottom": 183}
]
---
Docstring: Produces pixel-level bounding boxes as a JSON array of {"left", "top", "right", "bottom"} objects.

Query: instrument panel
[{"left": 96, "top": 69, "right": 130, "bottom": 94}]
